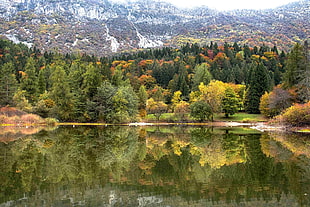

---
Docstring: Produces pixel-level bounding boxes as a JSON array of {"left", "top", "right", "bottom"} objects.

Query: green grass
[
  {"left": 214, "top": 113, "right": 267, "bottom": 122},
  {"left": 145, "top": 112, "right": 267, "bottom": 123},
  {"left": 146, "top": 113, "right": 177, "bottom": 122}
]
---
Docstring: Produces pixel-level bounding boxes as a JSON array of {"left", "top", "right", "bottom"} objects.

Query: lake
[{"left": 0, "top": 125, "right": 310, "bottom": 207}]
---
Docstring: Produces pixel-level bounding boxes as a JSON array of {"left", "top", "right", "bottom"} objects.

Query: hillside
[{"left": 0, "top": 0, "right": 309, "bottom": 55}]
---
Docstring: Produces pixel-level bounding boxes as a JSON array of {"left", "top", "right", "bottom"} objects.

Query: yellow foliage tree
[
  {"left": 198, "top": 80, "right": 227, "bottom": 120},
  {"left": 171, "top": 90, "right": 182, "bottom": 111}
]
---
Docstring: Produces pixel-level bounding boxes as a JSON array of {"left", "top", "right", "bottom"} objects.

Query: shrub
[
  {"left": 20, "top": 114, "right": 43, "bottom": 124},
  {"left": 241, "top": 118, "right": 252, "bottom": 123},
  {"left": 44, "top": 118, "right": 58, "bottom": 126},
  {"left": 8, "top": 116, "right": 21, "bottom": 125},
  {"left": 0, "top": 115, "right": 6, "bottom": 124},
  {"left": 259, "top": 86, "right": 294, "bottom": 118},
  {"left": 275, "top": 101, "right": 310, "bottom": 126},
  {"left": 0, "top": 107, "right": 27, "bottom": 117}
]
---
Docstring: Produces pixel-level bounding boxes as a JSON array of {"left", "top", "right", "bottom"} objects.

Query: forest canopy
[{"left": 0, "top": 39, "right": 309, "bottom": 123}]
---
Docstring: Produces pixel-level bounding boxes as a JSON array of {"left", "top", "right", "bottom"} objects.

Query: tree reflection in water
[{"left": 0, "top": 126, "right": 309, "bottom": 206}]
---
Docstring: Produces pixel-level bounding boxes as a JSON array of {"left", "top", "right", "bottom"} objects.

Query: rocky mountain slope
[{"left": 0, "top": 0, "right": 309, "bottom": 56}]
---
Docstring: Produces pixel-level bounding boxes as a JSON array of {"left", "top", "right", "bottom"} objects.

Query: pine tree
[
  {"left": 245, "top": 62, "right": 271, "bottom": 113},
  {"left": 298, "top": 40, "right": 310, "bottom": 102},
  {"left": 192, "top": 63, "right": 212, "bottom": 90},
  {"left": 283, "top": 43, "right": 307, "bottom": 88},
  {"left": 81, "top": 63, "right": 102, "bottom": 100},
  {"left": 49, "top": 65, "right": 74, "bottom": 121},
  {"left": 20, "top": 57, "right": 39, "bottom": 103},
  {"left": 0, "top": 62, "right": 18, "bottom": 106},
  {"left": 138, "top": 85, "right": 148, "bottom": 110},
  {"left": 38, "top": 69, "right": 46, "bottom": 95}
]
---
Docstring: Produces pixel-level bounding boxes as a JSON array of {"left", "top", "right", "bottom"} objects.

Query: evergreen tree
[
  {"left": 112, "top": 86, "right": 138, "bottom": 123},
  {"left": 68, "top": 61, "right": 87, "bottom": 121},
  {"left": 283, "top": 43, "right": 307, "bottom": 88},
  {"left": 233, "top": 64, "right": 244, "bottom": 84},
  {"left": 0, "top": 62, "right": 18, "bottom": 106},
  {"left": 49, "top": 65, "right": 74, "bottom": 121},
  {"left": 192, "top": 63, "right": 212, "bottom": 90},
  {"left": 82, "top": 63, "right": 102, "bottom": 100},
  {"left": 20, "top": 57, "right": 39, "bottom": 103},
  {"left": 298, "top": 40, "right": 310, "bottom": 102},
  {"left": 38, "top": 69, "right": 46, "bottom": 95},
  {"left": 13, "top": 89, "right": 32, "bottom": 112},
  {"left": 138, "top": 85, "right": 148, "bottom": 110},
  {"left": 88, "top": 81, "right": 117, "bottom": 122},
  {"left": 245, "top": 62, "right": 271, "bottom": 113},
  {"left": 138, "top": 85, "right": 148, "bottom": 118}
]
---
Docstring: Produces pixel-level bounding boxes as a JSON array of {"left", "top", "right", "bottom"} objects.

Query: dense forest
[{"left": 0, "top": 39, "right": 309, "bottom": 124}]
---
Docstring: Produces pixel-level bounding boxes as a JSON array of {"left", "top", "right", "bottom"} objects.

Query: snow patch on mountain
[
  {"left": 135, "top": 27, "right": 163, "bottom": 48},
  {"left": 3, "top": 34, "right": 33, "bottom": 48},
  {"left": 105, "top": 25, "right": 120, "bottom": 52},
  {"left": 72, "top": 37, "right": 89, "bottom": 47}
]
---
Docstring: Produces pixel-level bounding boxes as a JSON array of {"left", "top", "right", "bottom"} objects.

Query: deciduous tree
[
  {"left": 146, "top": 98, "right": 167, "bottom": 121},
  {"left": 222, "top": 87, "right": 239, "bottom": 117},
  {"left": 190, "top": 101, "right": 212, "bottom": 122}
]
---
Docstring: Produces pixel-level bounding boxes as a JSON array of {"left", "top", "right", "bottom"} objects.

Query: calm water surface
[{"left": 0, "top": 126, "right": 310, "bottom": 207}]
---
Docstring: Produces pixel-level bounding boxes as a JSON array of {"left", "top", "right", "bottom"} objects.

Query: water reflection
[{"left": 0, "top": 126, "right": 309, "bottom": 206}]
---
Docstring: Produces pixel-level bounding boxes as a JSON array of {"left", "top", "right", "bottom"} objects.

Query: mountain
[{"left": 0, "top": 0, "right": 309, "bottom": 56}]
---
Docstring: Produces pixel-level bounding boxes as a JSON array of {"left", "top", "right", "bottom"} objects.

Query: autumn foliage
[{"left": 275, "top": 102, "right": 310, "bottom": 126}]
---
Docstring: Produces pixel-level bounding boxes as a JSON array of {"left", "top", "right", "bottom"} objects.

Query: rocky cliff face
[{"left": 0, "top": 0, "right": 309, "bottom": 56}]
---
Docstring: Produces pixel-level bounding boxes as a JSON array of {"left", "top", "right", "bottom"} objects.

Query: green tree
[
  {"left": 298, "top": 40, "right": 310, "bottom": 102},
  {"left": 112, "top": 86, "right": 138, "bottom": 123},
  {"left": 222, "top": 87, "right": 239, "bottom": 117},
  {"left": 111, "top": 68, "right": 127, "bottom": 87},
  {"left": 283, "top": 43, "right": 307, "bottom": 88},
  {"left": 88, "top": 81, "right": 117, "bottom": 122},
  {"left": 81, "top": 63, "right": 102, "bottom": 100},
  {"left": 190, "top": 101, "right": 212, "bottom": 122},
  {"left": 245, "top": 62, "right": 271, "bottom": 113},
  {"left": 68, "top": 61, "right": 87, "bottom": 121},
  {"left": 0, "top": 62, "right": 18, "bottom": 106},
  {"left": 192, "top": 63, "right": 212, "bottom": 90},
  {"left": 38, "top": 69, "right": 46, "bottom": 94},
  {"left": 152, "top": 85, "right": 165, "bottom": 102},
  {"left": 138, "top": 85, "right": 148, "bottom": 109},
  {"left": 20, "top": 57, "right": 39, "bottom": 103},
  {"left": 49, "top": 65, "right": 74, "bottom": 121},
  {"left": 13, "top": 89, "right": 32, "bottom": 112}
]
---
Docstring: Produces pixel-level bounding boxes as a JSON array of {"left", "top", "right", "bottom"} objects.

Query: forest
[{"left": 0, "top": 39, "right": 309, "bottom": 125}]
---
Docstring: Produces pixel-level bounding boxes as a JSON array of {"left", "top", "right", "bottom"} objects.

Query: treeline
[{"left": 0, "top": 39, "right": 309, "bottom": 123}]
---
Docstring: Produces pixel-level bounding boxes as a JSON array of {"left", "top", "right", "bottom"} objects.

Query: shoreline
[{"left": 1, "top": 121, "right": 309, "bottom": 133}]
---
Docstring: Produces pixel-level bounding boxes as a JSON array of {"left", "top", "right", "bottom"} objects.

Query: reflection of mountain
[{"left": 0, "top": 126, "right": 309, "bottom": 206}]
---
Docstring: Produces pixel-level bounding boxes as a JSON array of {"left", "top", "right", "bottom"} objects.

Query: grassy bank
[{"left": 145, "top": 112, "right": 267, "bottom": 123}]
